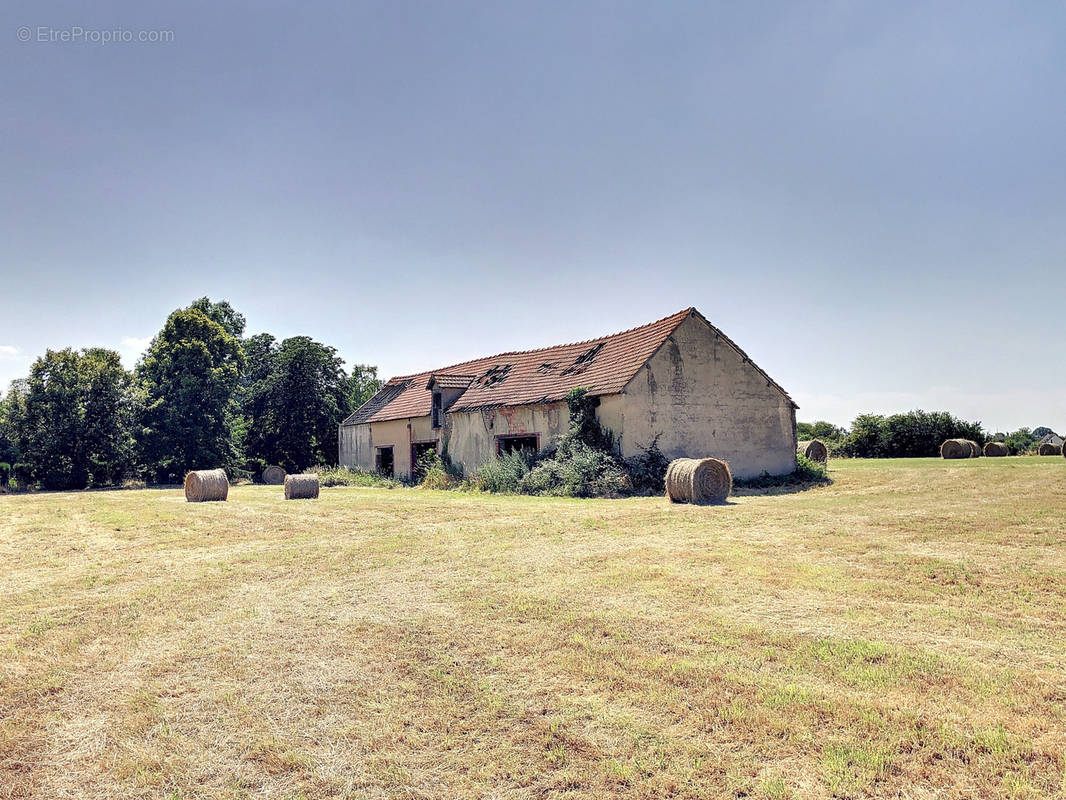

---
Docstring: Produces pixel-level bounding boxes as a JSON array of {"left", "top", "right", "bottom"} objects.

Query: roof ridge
[{"left": 385, "top": 307, "right": 694, "bottom": 382}]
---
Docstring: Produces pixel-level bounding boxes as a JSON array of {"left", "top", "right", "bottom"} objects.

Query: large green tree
[
  {"left": 349, "top": 363, "right": 383, "bottom": 410},
  {"left": 838, "top": 410, "right": 985, "bottom": 458},
  {"left": 244, "top": 336, "right": 351, "bottom": 471},
  {"left": 78, "top": 348, "right": 140, "bottom": 485},
  {"left": 0, "top": 382, "right": 23, "bottom": 471},
  {"left": 8, "top": 348, "right": 136, "bottom": 489},
  {"left": 189, "top": 297, "right": 246, "bottom": 339},
  {"left": 138, "top": 307, "right": 245, "bottom": 481},
  {"left": 796, "top": 421, "right": 847, "bottom": 444},
  {"left": 1003, "top": 428, "right": 1037, "bottom": 455}
]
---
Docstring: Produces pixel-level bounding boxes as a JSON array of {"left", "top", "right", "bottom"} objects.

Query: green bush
[
  {"left": 474, "top": 450, "right": 534, "bottom": 493},
  {"left": 0, "top": 462, "right": 10, "bottom": 488},
  {"left": 13, "top": 462, "right": 33, "bottom": 489},
  {"left": 519, "top": 441, "right": 630, "bottom": 498},
  {"left": 506, "top": 389, "right": 630, "bottom": 498},
  {"left": 835, "top": 410, "right": 986, "bottom": 458},
  {"left": 314, "top": 465, "right": 401, "bottom": 489},
  {"left": 416, "top": 449, "right": 464, "bottom": 490},
  {"left": 473, "top": 389, "right": 662, "bottom": 499},
  {"left": 795, "top": 453, "right": 829, "bottom": 481},
  {"left": 625, "top": 438, "right": 669, "bottom": 495}
]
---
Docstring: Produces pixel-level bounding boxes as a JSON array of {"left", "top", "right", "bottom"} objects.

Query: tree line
[
  {"left": 0, "top": 298, "right": 382, "bottom": 489},
  {"left": 797, "top": 412, "right": 1057, "bottom": 458}
]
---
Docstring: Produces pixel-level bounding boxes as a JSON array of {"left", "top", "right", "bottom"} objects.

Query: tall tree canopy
[
  {"left": 188, "top": 296, "right": 246, "bottom": 339},
  {"left": 78, "top": 348, "right": 141, "bottom": 485},
  {"left": 2, "top": 296, "right": 380, "bottom": 488},
  {"left": 138, "top": 307, "right": 245, "bottom": 481},
  {"left": 0, "top": 381, "right": 24, "bottom": 469},
  {"left": 7, "top": 348, "right": 136, "bottom": 489},
  {"left": 244, "top": 336, "right": 351, "bottom": 471},
  {"left": 796, "top": 421, "right": 847, "bottom": 443},
  {"left": 349, "top": 364, "right": 383, "bottom": 410},
  {"left": 835, "top": 410, "right": 985, "bottom": 458}
]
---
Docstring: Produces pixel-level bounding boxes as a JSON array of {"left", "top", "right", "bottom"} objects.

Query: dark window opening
[
  {"left": 431, "top": 391, "right": 443, "bottom": 428},
  {"left": 497, "top": 435, "right": 539, "bottom": 456},
  {"left": 375, "top": 446, "right": 394, "bottom": 478},
  {"left": 411, "top": 441, "right": 437, "bottom": 480}
]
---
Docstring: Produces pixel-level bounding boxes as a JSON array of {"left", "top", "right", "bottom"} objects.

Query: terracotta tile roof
[
  {"left": 426, "top": 374, "right": 476, "bottom": 390},
  {"left": 341, "top": 308, "right": 794, "bottom": 426}
]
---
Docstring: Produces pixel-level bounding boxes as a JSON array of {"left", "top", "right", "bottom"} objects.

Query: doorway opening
[{"left": 411, "top": 441, "right": 438, "bottom": 480}]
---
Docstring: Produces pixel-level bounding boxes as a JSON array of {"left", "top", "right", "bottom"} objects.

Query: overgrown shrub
[
  {"left": 473, "top": 389, "right": 665, "bottom": 499},
  {"left": 13, "top": 462, "right": 33, "bottom": 490},
  {"left": 519, "top": 441, "right": 630, "bottom": 498},
  {"left": 561, "top": 388, "right": 616, "bottom": 454},
  {"left": 417, "top": 449, "right": 463, "bottom": 490},
  {"left": 474, "top": 450, "right": 534, "bottom": 493},
  {"left": 795, "top": 453, "right": 829, "bottom": 482},
  {"left": 625, "top": 438, "right": 669, "bottom": 495},
  {"left": 314, "top": 465, "right": 401, "bottom": 489},
  {"left": 500, "top": 389, "right": 630, "bottom": 498}
]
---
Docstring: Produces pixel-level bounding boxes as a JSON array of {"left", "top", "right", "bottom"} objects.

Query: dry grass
[{"left": 2, "top": 457, "right": 1065, "bottom": 799}]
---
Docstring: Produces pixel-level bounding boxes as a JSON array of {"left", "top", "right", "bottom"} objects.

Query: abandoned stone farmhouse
[{"left": 338, "top": 308, "right": 797, "bottom": 480}]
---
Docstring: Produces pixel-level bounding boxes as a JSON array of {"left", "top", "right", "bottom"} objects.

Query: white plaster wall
[
  {"left": 617, "top": 314, "right": 796, "bottom": 478},
  {"left": 444, "top": 401, "right": 568, "bottom": 475}
]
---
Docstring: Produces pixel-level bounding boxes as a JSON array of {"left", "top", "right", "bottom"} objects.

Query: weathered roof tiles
[{"left": 341, "top": 308, "right": 794, "bottom": 426}]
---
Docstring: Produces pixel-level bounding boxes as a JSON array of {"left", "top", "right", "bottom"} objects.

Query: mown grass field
[{"left": 2, "top": 457, "right": 1065, "bottom": 799}]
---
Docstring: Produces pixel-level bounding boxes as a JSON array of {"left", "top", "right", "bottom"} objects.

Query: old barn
[{"left": 339, "top": 308, "right": 797, "bottom": 479}]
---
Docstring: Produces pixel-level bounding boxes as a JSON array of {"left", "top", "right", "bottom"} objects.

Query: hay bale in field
[
  {"left": 797, "top": 439, "right": 828, "bottom": 463},
  {"left": 262, "top": 465, "right": 286, "bottom": 485},
  {"left": 665, "top": 457, "right": 732, "bottom": 505},
  {"left": 1037, "top": 443, "right": 1062, "bottom": 456},
  {"left": 284, "top": 473, "right": 320, "bottom": 500},
  {"left": 983, "top": 441, "right": 1008, "bottom": 457},
  {"left": 940, "top": 439, "right": 971, "bottom": 459},
  {"left": 184, "top": 469, "right": 229, "bottom": 502},
  {"left": 965, "top": 440, "right": 981, "bottom": 457}
]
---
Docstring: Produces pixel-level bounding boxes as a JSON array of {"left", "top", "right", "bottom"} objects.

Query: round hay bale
[
  {"left": 797, "top": 439, "right": 828, "bottom": 463},
  {"left": 965, "top": 440, "right": 981, "bottom": 458},
  {"left": 983, "top": 441, "right": 1008, "bottom": 457},
  {"left": 665, "top": 457, "right": 732, "bottom": 505},
  {"left": 184, "top": 469, "right": 229, "bottom": 502},
  {"left": 1037, "top": 443, "right": 1062, "bottom": 456},
  {"left": 284, "top": 473, "right": 320, "bottom": 500},
  {"left": 940, "top": 439, "right": 970, "bottom": 459},
  {"left": 262, "top": 465, "right": 286, "bottom": 485}
]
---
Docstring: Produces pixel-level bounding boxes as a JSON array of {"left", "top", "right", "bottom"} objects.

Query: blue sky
[{"left": 1, "top": 1, "right": 1063, "bottom": 433}]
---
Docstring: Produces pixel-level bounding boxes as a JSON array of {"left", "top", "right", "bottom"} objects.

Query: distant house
[
  {"left": 1038, "top": 433, "right": 1064, "bottom": 448},
  {"left": 338, "top": 308, "right": 798, "bottom": 480}
]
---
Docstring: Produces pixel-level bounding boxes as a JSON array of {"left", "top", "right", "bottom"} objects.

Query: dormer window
[{"left": 431, "top": 390, "right": 443, "bottom": 428}]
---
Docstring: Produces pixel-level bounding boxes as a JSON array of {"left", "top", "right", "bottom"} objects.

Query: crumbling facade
[{"left": 339, "top": 308, "right": 797, "bottom": 480}]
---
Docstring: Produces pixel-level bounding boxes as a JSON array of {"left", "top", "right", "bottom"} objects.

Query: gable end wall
[{"left": 617, "top": 313, "right": 796, "bottom": 478}]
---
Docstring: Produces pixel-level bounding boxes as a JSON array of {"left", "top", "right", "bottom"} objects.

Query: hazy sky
[{"left": 1, "top": 1, "right": 1063, "bottom": 433}]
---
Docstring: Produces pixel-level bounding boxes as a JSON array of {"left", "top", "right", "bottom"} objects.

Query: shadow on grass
[{"left": 732, "top": 468, "right": 833, "bottom": 497}]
